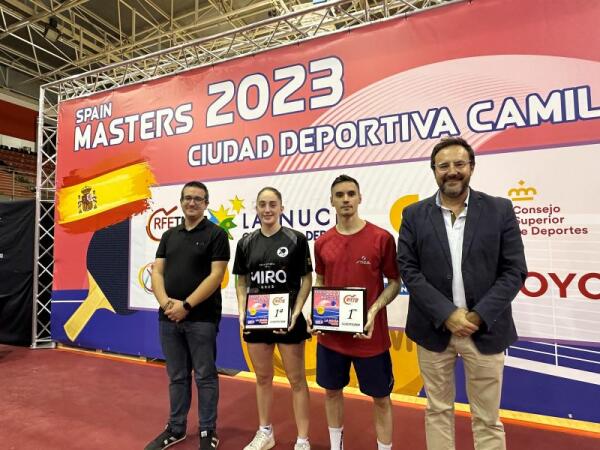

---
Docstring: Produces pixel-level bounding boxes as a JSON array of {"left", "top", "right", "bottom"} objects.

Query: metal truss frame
[{"left": 32, "top": 0, "right": 462, "bottom": 347}]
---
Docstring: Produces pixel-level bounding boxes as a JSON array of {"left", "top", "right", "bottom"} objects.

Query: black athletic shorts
[
  {"left": 243, "top": 313, "right": 310, "bottom": 344},
  {"left": 316, "top": 343, "right": 394, "bottom": 398}
]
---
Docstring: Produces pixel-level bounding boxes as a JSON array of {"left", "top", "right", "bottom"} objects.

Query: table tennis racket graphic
[{"left": 64, "top": 219, "right": 134, "bottom": 341}]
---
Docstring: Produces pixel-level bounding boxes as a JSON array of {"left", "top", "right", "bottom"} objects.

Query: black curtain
[{"left": 0, "top": 199, "right": 34, "bottom": 345}]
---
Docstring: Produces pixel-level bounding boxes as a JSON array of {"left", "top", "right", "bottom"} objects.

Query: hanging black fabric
[{"left": 0, "top": 199, "right": 34, "bottom": 345}]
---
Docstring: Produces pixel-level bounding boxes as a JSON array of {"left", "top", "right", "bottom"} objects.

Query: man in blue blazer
[{"left": 397, "top": 137, "right": 527, "bottom": 450}]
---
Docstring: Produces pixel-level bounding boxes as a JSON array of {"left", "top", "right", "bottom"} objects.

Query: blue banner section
[
  {"left": 51, "top": 301, "right": 249, "bottom": 370},
  {"left": 217, "top": 316, "right": 249, "bottom": 372},
  {"left": 501, "top": 366, "right": 599, "bottom": 423},
  {"left": 51, "top": 302, "right": 163, "bottom": 358},
  {"left": 51, "top": 290, "right": 87, "bottom": 300}
]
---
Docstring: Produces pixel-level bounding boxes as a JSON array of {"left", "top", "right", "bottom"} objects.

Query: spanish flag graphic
[{"left": 57, "top": 160, "right": 156, "bottom": 233}]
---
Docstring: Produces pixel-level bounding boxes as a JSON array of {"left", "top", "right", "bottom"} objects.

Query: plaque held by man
[{"left": 311, "top": 287, "right": 366, "bottom": 333}]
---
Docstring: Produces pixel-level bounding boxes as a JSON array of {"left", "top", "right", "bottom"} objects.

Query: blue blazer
[{"left": 397, "top": 189, "right": 527, "bottom": 354}]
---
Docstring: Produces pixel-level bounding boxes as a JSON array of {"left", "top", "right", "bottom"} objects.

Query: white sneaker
[
  {"left": 243, "top": 430, "right": 275, "bottom": 450},
  {"left": 294, "top": 441, "right": 311, "bottom": 450}
]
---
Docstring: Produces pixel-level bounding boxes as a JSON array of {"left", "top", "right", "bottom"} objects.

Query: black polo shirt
[
  {"left": 155, "top": 218, "right": 230, "bottom": 323},
  {"left": 233, "top": 227, "right": 313, "bottom": 304}
]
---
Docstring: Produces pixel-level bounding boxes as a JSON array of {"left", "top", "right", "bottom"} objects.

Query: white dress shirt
[{"left": 435, "top": 190, "right": 470, "bottom": 309}]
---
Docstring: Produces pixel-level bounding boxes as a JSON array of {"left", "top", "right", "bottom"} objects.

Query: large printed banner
[{"left": 52, "top": 0, "right": 600, "bottom": 422}]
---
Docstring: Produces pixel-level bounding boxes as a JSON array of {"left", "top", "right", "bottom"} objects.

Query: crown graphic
[
  {"left": 78, "top": 185, "right": 97, "bottom": 213},
  {"left": 508, "top": 180, "right": 537, "bottom": 202}
]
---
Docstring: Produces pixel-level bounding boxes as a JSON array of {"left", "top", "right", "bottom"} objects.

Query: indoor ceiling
[{"left": 0, "top": 0, "right": 452, "bottom": 104}]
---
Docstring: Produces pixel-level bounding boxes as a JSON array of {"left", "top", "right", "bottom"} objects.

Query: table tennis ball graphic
[
  {"left": 316, "top": 299, "right": 336, "bottom": 315},
  {"left": 249, "top": 302, "right": 267, "bottom": 316}
]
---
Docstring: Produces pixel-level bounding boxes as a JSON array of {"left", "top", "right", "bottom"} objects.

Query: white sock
[
  {"left": 328, "top": 427, "right": 343, "bottom": 450},
  {"left": 377, "top": 440, "right": 392, "bottom": 450},
  {"left": 259, "top": 424, "right": 273, "bottom": 436},
  {"left": 296, "top": 436, "right": 310, "bottom": 445}
]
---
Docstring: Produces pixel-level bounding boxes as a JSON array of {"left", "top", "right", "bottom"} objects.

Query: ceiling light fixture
[{"left": 44, "top": 17, "right": 60, "bottom": 43}]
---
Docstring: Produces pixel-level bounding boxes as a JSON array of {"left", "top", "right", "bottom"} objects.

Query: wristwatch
[{"left": 182, "top": 300, "right": 192, "bottom": 311}]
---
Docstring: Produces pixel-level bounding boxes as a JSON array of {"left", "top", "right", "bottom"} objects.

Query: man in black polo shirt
[{"left": 146, "top": 181, "right": 230, "bottom": 450}]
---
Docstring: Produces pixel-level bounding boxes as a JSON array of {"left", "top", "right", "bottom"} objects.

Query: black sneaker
[
  {"left": 145, "top": 425, "right": 186, "bottom": 450},
  {"left": 199, "top": 429, "right": 219, "bottom": 450}
]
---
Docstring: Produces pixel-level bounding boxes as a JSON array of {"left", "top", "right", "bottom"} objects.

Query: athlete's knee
[
  {"left": 372, "top": 395, "right": 391, "bottom": 410},
  {"left": 325, "top": 388, "right": 343, "bottom": 400},
  {"left": 288, "top": 374, "right": 308, "bottom": 392},
  {"left": 254, "top": 371, "right": 274, "bottom": 387}
]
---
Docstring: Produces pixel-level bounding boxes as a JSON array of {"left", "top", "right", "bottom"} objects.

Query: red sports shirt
[{"left": 315, "top": 221, "right": 399, "bottom": 357}]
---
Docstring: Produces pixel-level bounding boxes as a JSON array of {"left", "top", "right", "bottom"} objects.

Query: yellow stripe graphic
[{"left": 57, "top": 162, "right": 155, "bottom": 224}]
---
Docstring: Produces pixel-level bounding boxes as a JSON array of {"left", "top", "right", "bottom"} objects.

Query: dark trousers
[{"left": 159, "top": 320, "right": 219, "bottom": 434}]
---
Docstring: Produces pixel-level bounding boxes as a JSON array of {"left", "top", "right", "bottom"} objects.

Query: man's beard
[{"left": 440, "top": 175, "right": 469, "bottom": 198}]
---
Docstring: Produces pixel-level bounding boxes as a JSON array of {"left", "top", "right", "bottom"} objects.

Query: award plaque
[
  {"left": 244, "top": 292, "right": 291, "bottom": 330},
  {"left": 311, "top": 287, "right": 366, "bottom": 333}
]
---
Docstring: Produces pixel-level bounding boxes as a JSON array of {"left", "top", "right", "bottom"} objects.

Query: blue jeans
[{"left": 159, "top": 320, "right": 219, "bottom": 434}]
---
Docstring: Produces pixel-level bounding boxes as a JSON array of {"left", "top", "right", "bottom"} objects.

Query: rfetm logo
[
  {"left": 343, "top": 294, "right": 359, "bottom": 305},
  {"left": 272, "top": 296, "right": 286, "bottom": 305},
  {"left": 277, "top": 247, "right": 289, "bottom": 257},
  {"left": 146, "top": 206, "right": 182, "bottom": 241}
]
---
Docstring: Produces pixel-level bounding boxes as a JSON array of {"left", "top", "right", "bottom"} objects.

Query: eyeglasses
[
  {"left": 434, "top": 160, "right": 472, "bottom": 173},
  {"left": 182, "top": 195, "right": 206, "bottom": 203}
]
